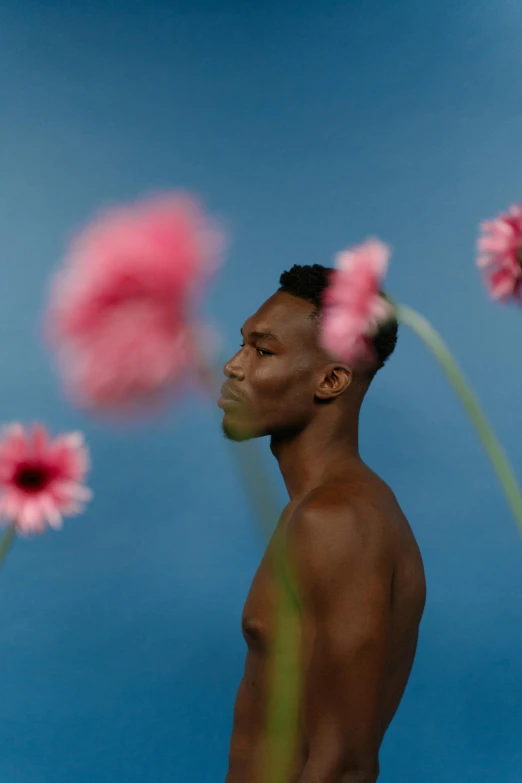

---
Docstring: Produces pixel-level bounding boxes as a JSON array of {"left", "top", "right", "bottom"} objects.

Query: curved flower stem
[
  {"left": 262, "top": 543, "right": 301, "bottom": 783},
  {"left": 395, "top": 303, "right": 522, "bottom": 534},
  {"left": 203, "top": 359, "right": 301, "bottom": 783},
  {"left": 0, "top": 524, "right": 16, "bottom": 568},
  {"left": 201, "top": 360, "right": 281, "bottom": 541},
  {"left": 220, "top": 445, "right": 301, "bottom": 778}
]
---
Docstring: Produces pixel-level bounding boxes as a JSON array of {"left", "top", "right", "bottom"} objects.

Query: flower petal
[
  {"left": 321, "top": 238, "right": 391, "bottom": 365},
  {"left": 46, "top": 193, "right": 224, "bottom": 410},
  {"left": 0, "top": 423, "right": 91, "bottom": 535},
  {"left": 477, "top": 205, "right": 522, "bottom": 304},
  {"left": 40, "top": 495, "right": 63, "bottom": 530}
]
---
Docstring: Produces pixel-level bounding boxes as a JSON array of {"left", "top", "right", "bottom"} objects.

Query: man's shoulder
[
  {"left": 278, "top": 480, "right": 395, "bottom": 612},
  {"left": 291, "top": 470, "right": 398, "bottom": 538},
  {"left": 284, "top": 476, "right": 398, "bottom": 573}
]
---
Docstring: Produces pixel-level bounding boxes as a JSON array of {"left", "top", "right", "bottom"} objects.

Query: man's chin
[{"left": 221, "top": 419, "right": 263, "bottom": 443}]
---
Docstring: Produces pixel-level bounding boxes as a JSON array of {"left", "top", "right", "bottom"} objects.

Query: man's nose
[{"left": 223, "top": 353, "right": 245, "bottom": 381}]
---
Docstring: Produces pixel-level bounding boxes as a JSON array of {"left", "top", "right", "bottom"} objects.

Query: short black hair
[{"left": 278, "top": 263, "right": 398, "bottom": 375}]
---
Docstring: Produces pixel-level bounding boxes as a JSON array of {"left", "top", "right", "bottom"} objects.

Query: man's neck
[{"left": 270, "top": 410, "right": 361, "bottom": 501}]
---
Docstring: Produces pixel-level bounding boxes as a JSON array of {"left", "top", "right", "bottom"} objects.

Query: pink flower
[
  {"left": 477, "top": 205, "right": 522, "bottom": 303},
  {"left": 46, "top": 193, "right": 223, "bottom": 411},
  {"left": 0, "top": 424, "right": 91, "bottom": 535},
  {"left": 320, "top": 238, "right": 394, "bottom": 365}
]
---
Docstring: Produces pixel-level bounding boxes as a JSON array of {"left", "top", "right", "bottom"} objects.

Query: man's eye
[{"left": 239, "top": 342, "right": 272, "bottom": 357}]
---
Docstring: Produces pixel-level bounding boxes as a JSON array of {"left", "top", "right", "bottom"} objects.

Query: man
[{"left": 218, "top": 264, "right": 427, "bottom": 783}]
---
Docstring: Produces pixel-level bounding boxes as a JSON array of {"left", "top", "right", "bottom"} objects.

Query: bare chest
[
  {"left": 241, "top": 524, "right": 304, "bottom": 659},
  {"left": 241, "top": 551, "right": 279, "bottom": 654}
]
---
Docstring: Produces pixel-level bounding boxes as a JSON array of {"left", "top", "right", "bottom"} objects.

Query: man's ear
[{"left": 315, "top": 364, "right": 353, "bottom": 401}]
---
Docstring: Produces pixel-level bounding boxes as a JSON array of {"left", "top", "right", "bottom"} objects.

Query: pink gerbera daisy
[
  {"left": 46, "top": 193, "right": 224, "bottom": 411},
  {"left": 320, "top": 238, "right": 395, "bottom": 366},
  {"left": 0, "top": 424, "right": 91, "bottom": 534},
  {"left": 477, "top": 205, "right": 522, "bottom": 303}
]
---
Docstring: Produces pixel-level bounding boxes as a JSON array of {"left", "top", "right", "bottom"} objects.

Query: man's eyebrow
[{"left": 240, "top": 327, "right": 282, "bottom": 343}]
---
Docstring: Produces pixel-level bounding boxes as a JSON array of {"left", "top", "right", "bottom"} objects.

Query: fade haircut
[{"left": 278, "top": 263, "right": 398, "bottom": 376}]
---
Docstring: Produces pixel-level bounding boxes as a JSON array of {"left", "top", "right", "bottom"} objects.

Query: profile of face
[{"left": 219, "top": 291, "right": 353, "bottom": 442}]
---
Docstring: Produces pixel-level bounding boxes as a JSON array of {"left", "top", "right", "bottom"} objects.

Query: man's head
[{"left": 220, "top": 264, "right": 398, "bottom": 442}]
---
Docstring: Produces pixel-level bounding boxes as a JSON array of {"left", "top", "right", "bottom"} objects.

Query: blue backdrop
[{"left": 0, "top": 1, "right": 521, "bottom": 780}]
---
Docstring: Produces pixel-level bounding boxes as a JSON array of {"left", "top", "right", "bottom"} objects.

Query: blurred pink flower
[
  {"left": 477, "top": 205, "right": 522, "bottom": 303},
  {"left": 320, "top": 238, "right": 394, "bottom": 365},
  {"left": 0, "top": 424, "right": 91, "bottom": 535},
  {"left": 46, "top": 193, "right": 223, "bottom": 410}
]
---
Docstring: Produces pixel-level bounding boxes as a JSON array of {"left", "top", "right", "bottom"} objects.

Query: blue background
[{"left": 0, "top": 0, "right": 521, "bottom": 780}]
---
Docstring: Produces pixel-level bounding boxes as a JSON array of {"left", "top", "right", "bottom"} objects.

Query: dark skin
[{"left": 219, "top": 291, "right": 427, "bottom": 783}]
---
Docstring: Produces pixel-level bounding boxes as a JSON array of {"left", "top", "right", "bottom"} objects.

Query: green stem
[
  {"left": 225, "top": 439, "right": 281, "bottom": 542},
  {"left": 395, "top": 303, "right": 522, "bottom": 534},
  {"left": 263, "top": 553, "right": 302, "bottom": 783},
  {"left": 0, "top": 524, "right": 16, "bottom": 568},
  {"left": 205, "top": 360, "right": 301, "bottom": 782},
  {"left": 204, "top": 362, "right": 281, "bottom": 541}
]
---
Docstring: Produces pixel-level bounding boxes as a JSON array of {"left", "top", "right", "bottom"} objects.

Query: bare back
[{"left": 225, "top": 464, "right": 426, "bottom": 782}]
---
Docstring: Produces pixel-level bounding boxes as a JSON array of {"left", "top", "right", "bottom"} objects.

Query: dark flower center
[{"left": 14, "top": 463, "right": 51, "bottom": 492}]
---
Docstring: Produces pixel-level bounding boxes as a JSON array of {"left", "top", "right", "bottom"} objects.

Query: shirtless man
[{"left": 218, "top": 264, "right": 427, "bottom": 783}]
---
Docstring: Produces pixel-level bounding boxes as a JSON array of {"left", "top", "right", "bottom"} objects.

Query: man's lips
[{"left": 218, "top": 384, "right": 243, "bottom": 409}]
